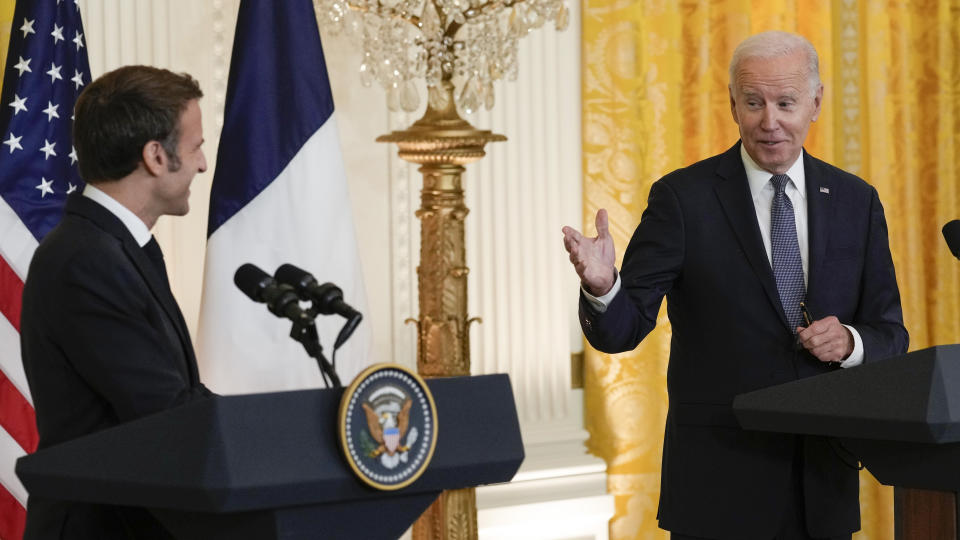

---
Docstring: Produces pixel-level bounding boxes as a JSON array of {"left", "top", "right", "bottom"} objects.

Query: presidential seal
[{"left": 339, "top": 363, "right": 438, "bottom": 490}]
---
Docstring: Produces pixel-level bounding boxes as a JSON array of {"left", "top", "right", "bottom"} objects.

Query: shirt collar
[
  {"left": 740, "top": 144, "right": 807, "bottom": 201},
  {"left": 82, "top": 183, "right": 153, "bottom": 247}
]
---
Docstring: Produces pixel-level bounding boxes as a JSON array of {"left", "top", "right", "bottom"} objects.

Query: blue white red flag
[
  {"left": 0, "top": 1, "right": 90, "bottom": 537},
  {"left": 197, "top": 0, "right": 370, "bottom": 393}
]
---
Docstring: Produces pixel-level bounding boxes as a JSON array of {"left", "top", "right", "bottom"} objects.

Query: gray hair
[{"left": 729, "top": 31, "right": 821, "bottom": 96}]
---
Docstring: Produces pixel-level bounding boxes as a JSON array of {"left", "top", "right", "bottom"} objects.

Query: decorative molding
[
  {"left": 389, "top": 109, "right": 420, "bottom": 370},
  {"left": 211, "top": 0, "right": 229, "bottom": 130}
]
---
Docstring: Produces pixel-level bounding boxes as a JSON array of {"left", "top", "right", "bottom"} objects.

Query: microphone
[
  {"left": 944, "top": 220, "right": 960, "bottom": 259},
  {"left": 274, "top": 264, "right": 362, "bottom": 320},
  {"left": 234, "top": 263, "right": 309, "bottom": 323},
  {"left": 274, "top": 263, "right": 362, "bottom": 348}
]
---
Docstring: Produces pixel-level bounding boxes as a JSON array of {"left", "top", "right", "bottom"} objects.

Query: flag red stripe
[
  {"left": 0, "top": 251, "right": 31, "bottom": 540},
  {"left": 0, "top": 256, "right": 22, "bottom": 331},
  {"left": 0, "top": 481, "right": 26, "bottom": 540},
  {"left": 0, "top": 252, "right": 35, "bottom": 452},
  {"left": 0, "top": 373, "right": 35, "bottom": 454}
]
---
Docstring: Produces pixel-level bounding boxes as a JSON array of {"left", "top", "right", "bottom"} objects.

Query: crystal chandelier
[{"left": 313, "top": 0, "right": 569, "bottom": 114}]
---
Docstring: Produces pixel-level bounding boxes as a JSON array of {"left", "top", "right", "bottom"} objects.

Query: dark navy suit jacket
[
  {"left": 581, "top": 143, "right": 908, "bottom": 539},
  {"left": 21, "top": 194, "right": 212, "bottom": 539}
]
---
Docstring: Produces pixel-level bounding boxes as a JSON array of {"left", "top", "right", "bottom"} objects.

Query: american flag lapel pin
[{"left": 819, "top": 187, "right": 830, "bottom": 194}]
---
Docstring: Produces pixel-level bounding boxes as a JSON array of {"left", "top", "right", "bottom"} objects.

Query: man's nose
[
  {"left": 760, "top": 105, "right": 779, "bottom": 130},
  {"left": 198, "top": 151, "right": 208, "bottom": 173}
]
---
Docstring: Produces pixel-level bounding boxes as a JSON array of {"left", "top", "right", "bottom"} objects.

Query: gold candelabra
[
  {"left": 378, "top": 79, "right": 503, "bottom": 538},
  {"left": 315, "top": 0, "right": 567, "bottom": 535}
]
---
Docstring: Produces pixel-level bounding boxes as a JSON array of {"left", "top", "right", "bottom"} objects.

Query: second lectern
[{"left": 734, "top": 345, "right": 960, "bottom": 539}]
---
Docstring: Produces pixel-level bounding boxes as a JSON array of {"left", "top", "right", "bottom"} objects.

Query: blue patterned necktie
[{"left": 770, "top": 174, "right": 805, "bottom": 333}]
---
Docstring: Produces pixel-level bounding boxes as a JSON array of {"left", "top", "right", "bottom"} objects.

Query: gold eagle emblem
[{"left": 362, "top": 398, "right": 412, "bottom": 457}]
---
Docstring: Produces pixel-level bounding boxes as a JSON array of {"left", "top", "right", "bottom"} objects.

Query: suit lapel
[
  {"left": 713, "top": 143, "right": 789, "bottom": 328},
  {"left": 803, "top": 150, "right": 832, "bottom": 301},
  {"left": 121, "top": 239, "right": 196, "bottom": 376},
  {"left": 65, "top": 195, "right": 197, "bottom": 383}
]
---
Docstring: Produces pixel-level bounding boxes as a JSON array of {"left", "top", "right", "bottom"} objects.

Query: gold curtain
[
  {"left": 581, "top": 1, "right": 960, "bottom": 538},
  {"left": 0, "top": 0, "right": 12, "bottom": 79}
]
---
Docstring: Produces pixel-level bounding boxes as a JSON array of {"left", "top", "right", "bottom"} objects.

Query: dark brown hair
[{"left": 73, "top": 65, "right": 202, "bottom": 183}]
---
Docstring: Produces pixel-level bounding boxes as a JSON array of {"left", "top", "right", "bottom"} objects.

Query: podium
[
  {"left": 16, "top": 374, "right": 524, "bottom": 539},
  {"left": 733, "top": 345, "right": 960, "bottom": 539}
]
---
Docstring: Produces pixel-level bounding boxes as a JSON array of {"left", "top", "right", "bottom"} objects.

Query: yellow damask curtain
[
  {"left": 581, "top": 1, "right": 960, "bottom": 538},
  {"left": 0, "top": 1, "right": 12, "bottom": 78}
]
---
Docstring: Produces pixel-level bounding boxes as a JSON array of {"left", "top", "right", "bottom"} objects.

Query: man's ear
[
  {"left": 141, "top": 140, "right": 167, "bottom": 176},
  {"left": 728, "top": 85, "right": 740, "bottom": 125},
  {"left": 810, "top": 83, "right": 824, "bottom": 123}
]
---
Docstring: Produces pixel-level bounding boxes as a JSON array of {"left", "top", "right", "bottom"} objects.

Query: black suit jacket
[
  {"left": 581, "top": 143, "right": 908, "bottom": 539},
  {"left": 20, "top": 194, "right": 212, "bottom": 539}
]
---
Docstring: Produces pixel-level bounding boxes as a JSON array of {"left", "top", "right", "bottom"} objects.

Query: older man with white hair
[{"left": 563, "top": 31, "right": 907, "bottom": 539}]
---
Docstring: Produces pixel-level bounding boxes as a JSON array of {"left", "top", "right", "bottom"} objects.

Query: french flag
[{"left": 197, "top": 0, "right": 370, "bottom": 393}]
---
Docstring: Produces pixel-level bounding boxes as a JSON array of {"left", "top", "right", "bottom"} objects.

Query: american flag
[{"left": 0, "top": 1, "right": 90, "bottom": 538}]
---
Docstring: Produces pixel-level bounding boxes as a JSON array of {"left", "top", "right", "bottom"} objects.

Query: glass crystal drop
[
  {"left": 526, "top": 8, "right": 542, "bottom": 29},
  {"left": 420, "top": 0, "right": 441, "bottom": 36},
  {"left": 484, "top": 81, "right": 495, "bottom": 110},
  {"left": 387, "top": 85, "right": 401, "bottom": 112},
  {"left": 508, "top": 7, "right": 525, "bottom": 37},
  {"left": 555, "top": 4, "right": 569, "bottom": 31},
  {"left": 488, "top": 60, "right": 502, "bottom": 80},
  {"left": 400, "top": 80, "right": 420, "bottom": 111},
  {"left": 426, "top": 61, "right": 442, "bottom": 87},
  {"left": 359, "top": 62, "right": 374, "bottom": 87},
  {"left": 458, "top": 76, "right": 481, "bottom": 114}
]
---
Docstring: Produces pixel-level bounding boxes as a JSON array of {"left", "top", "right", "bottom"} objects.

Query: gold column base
[{"left": 412, "top": 488, "right": 479, "bottom": 540}]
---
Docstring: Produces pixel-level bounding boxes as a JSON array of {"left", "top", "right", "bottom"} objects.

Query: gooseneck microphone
[
  {"left": 943, "top": 220, "right": 960, "bottom": 260},
  {"left": 234, "top": 263, "right": 309, "bottom": 323},
  {"left": 274, "top": 263, "right": 363, "bottom": 348}
]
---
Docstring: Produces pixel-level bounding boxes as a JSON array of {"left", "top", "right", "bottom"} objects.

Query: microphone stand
[{"left": 289, "top": 312, "right": 342, "bottom": 388}]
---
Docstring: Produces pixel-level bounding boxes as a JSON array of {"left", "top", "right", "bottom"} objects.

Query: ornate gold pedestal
[{"left": 378, "top": 82, "right": 505, "bottom": 540}]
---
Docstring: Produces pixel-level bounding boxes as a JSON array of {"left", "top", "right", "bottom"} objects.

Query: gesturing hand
[{"left": 562, "top": 208, "right": 617, "bottom": 297}]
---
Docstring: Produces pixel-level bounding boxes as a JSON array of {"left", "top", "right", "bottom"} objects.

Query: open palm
[{"left": 562, "top": 209, "right": 616, "bottom": 296}]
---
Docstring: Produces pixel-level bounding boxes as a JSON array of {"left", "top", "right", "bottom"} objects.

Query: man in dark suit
[
  {"left": 563, "top": 31, "right": 907, "bottom": 539},
  {"left": 20, "top": 66, "right": 212, "bottom": 539}
]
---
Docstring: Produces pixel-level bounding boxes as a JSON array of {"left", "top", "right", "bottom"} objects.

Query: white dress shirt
[
  {"left": 583, "top": 147, "right": 864, "bottom": 367},
  {"left": 83, "top": 183, "right": 152, "bottom": 247}
]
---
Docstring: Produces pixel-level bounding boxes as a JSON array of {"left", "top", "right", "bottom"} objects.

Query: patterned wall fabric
[
  {"left": 581, "top": 1, "right": 960, "bottom": 538},
  {"left": 0, "top": 1, "right": 11, "bottom": 73}
]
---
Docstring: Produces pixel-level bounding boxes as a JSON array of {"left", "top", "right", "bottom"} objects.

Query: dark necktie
[
  {"left": 770, "top": 174, "right": 805, "bottom": 332},
  {"left": 142, "top": 236, "right": 195, "bottom": 379},
  {"left": 142, "top": 236, "right": 170, "bottom": 288}
]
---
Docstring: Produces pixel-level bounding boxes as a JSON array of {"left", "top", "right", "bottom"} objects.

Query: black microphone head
[
  {"left": 234, "top": 263, "right": 273, "bottom": 302},
  {"left": 313, "top": 283, "right": 344, "bottom": 314},
  {"left": 944, "top": 220, "right": 960, "bottom": 259},
  {"left": 275, "top": 263, "right": 317, "bottom": 291}
]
